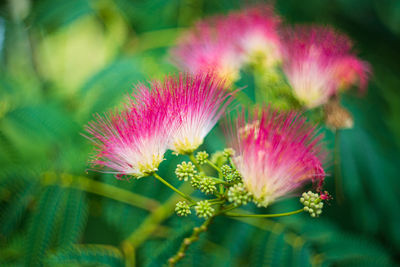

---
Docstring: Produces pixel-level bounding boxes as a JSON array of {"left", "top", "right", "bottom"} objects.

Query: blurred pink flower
[
  {"left": 171, "top": 4, "right": 282, "bottom": 82},
  {"left": 282, "top": 26, "right": 370, "bottom": 108},
  {"left": 227, "top": 107, "right": 326, "bottom": 207},
  {"left": 227, "top": 5, "right": 282, "bottom": 68},
  {"left": 171, "top": 19, "right": 242, "bottom": 83},
  {"left": 165, "top": 73, "right": 234, "bottom": 154},
  {"left": 84, "top": 85, "right": 173, "bottom": 178}
]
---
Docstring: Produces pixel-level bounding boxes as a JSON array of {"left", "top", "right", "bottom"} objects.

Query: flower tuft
[
  {"left": 170, "top": 4, "right": 281, "bottom": 82},
  {"left": 175, "top": 162, "right": 197, "bottom": 181},
  {"left": 175, "top": 201, "right": 191, "bottom": 217},
  {"left": 282, "top": 25, "right": 370, "bottom": 108},
  {"left": 165, "top": 73, "right": 234, "bottom": 154},
  {"left": 195, "top": 151, "right": 209, "bottom": 165},
  {"left": 195, "top": 200, "right": 215, "bottom": 218},
  {"left": 198, "top": 177, "right": 217, "bottom": 195},
  {"left": 227, "top": 183, "right": 252, "bottom": 206},
  {"left": 83, "top": 84, "right": 172, "bottom": 178},
  {"left": 227, "top": 107, "right": 326, "bottom": 207},
  {"left": 300, "top": 191, "right": 324, "bottom": 217}
]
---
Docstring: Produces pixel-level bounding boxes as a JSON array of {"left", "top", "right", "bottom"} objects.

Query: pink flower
[
  {"left": 165, "top": 73, "right": 234, "bottom": 154},
  {"left": 227, "top": 107, "right": 326, "bottom": 207},
  {"left": 282, "top": 26, "right": 370, "bottom": 108},
  {"left": 84, "top": 85, "right": 173, "bottom": 178},
  {"left": 84, "top": 73, "right": 233, "bottom": 176},
  {"left": 227, "top": 5, "right": 282, "bottom": 67},
  {"left": 170, "top": 5, "right": 282, "bottom": 82},
  {"left": 171, "top": 19, "right": 242, "bottom": 83}
]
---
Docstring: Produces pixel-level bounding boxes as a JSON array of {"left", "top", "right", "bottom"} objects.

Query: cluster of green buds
[
  {"left": 194, "top": 200, "right": 214, "bottom": 218},
  {"left": 175, "top": 161, "right": 197, "bottom": 181},
  {"left": 175, "top": 201, "right": 191, "bottom": 217},
  {"left": 220, "top": 165, "right": 241, "bottom": 183},
  {"left": 195, "top": 151, "right": 209, "bottom": 165},
  {"left": 300, "top": 191, "right": 324, "bottom": 217},
  {"left": 227, "top": 183, "right": 252, "bottom": 206},
  {"left": 173, "top": 149, "right": 255, "bottom": 219},
  {"left": 198, "top": 177, "right": 216, "bottom": 194}
]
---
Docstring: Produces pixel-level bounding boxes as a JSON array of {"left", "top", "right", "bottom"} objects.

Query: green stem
[
  {"left": 124, "top": 183, "right": 193, "bottom": 249},
  {"left": 206, "top": 160, "right": 221, "bottom": 173},
  {"left": 203, "top": 176, "right": 228, "bottom": 185},
  {"left": 334, "top": 130, "right": 344, "bottom": 204},
  {"left": 225, "top": 208, "right": 304, "bottom": 218},
  {"left": 205, "top": 160, "right": 224, "bottom": 194},
  {"left": 228, "top": 157, "right": 237, "bottom": 170},
  {"left": 188, "top": 153, "right": 203, "bottom": 172},
  {"left": 43, "top": 173, "right": 159, "bottom": 211},
  {"left": 153, "top": 173, "right": 194, "bottom": 203},
  {"left": 217, "top": 203, "right": 237, "bottom": 215},
  {"left": 168, "top": 216, "right": 214, "bottom": 267}
]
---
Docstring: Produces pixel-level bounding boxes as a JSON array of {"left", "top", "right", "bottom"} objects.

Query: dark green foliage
[
  {"left": 55, "top": 189, "right": 88, "bottom": 248},
  {"left": 144, "top": 222, "right": 195, "bottom": 267},
  {"left": 46, "top": 244, "right": 124, "bottom": 267},
  {"left": 0, "top": 178, "right": 38, "bottom": 239},
  {"left": 25, "top": 186, "right": 65, "bottom": 266},
  {"left": 31, "top": 0, "right": 93, "bottom": 31}
]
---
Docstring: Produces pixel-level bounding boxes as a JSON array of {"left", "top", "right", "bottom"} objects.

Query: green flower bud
[
  {"left": 198, "top": 177, "right": 216, "bottom": 194},
  {"left": 223, "top": 148, "right": 235, "bottom": 158},
  {"left": 300, "top": 191, "right": 324, "bottom": 218},
  {"left": 220, "top": 165, "right": 232, "bottom": 177},
  {"left": 175, "top": 201, "right": 191, "bottom": 216},
  {"left": 175, "top": 161, "right": 197, "bottom": 181},
  {"left": 190, "top": 175, "right": 202, "bottom": 189},
  {"left": 195, "top": 200, "right": 214, "bottom": 218},
  {"left": 227, "top": 183, "right": 252, "bottom": 206},
  {"left": 220, "top": 165, "right": 242, "bottom": 183},
  {"left": 195, "top": 151, "right": 209, "bottom": 165}
]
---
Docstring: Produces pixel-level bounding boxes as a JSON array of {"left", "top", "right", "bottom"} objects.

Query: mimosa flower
[
  {"left": 171, "top": 20, "right": 242, "bottom": 83},
  {"left": 171, "top": 5, "right": 282, "bottom": 81},
  {"left": 228, "top": 5, "right": 282, "bottom": 68},
  {"left": 166, "top": 73, "right": 234, "bottom": 154},
  {"left": 227, "top": 107, "right": 326, "bottom": 207},
  {"left": 84, "top": 86, "right": 172, "bottom": 178},
  {"left": 282, "top": 26, "right": 370, "bottom": 108}
]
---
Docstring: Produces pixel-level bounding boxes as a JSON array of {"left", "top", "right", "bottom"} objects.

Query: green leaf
[
  {"left": 0, "top": 179, "right": 38, "bottom": 238},
  {"left": 56, "top": 189, "right": 88, "bottom": 249},
  {"left": 46, "top": 244, "right": 124, "bottom": 267},
  {"left": 25, "top": 185, "right": 65, "bottom": 267},
  {"left": 250, "top": 231, "right": 292, "bottom": 267}
]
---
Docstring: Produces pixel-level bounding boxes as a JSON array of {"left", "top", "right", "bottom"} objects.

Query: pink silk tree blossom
[
  {"left": 282, "top": 26, "right": 370, "bottom": 108},
  {"left": 84, "top": 85, "right": 173, "bottom": 178},
  {"left": 227, "top": 107, "right": 326, "bottom": 207},
  {"left": 171, "top": 19, "right": 242, "bottom": 83},
  {"left": 171, "top": 4, "right": 282, "bottom": 82},
  {"left": 227, "top": 5, "right": 282, "bottom": 68},
  {"left": 165, "top": 73, "right": 234, "bottom": 154}
]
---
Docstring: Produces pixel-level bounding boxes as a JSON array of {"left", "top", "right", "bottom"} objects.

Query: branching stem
[
  {"left": 168, "top": 216, "right": 214, "bottom": 267},
  {"left": 153, "top": 173, "right": 194, "bottom": 203},
  {"left": 225, "top": 208, "right": 304, "bottom": 218}
]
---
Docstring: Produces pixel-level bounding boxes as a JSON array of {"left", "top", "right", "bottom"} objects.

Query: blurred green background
[{"left": 0, "top": 0, "right": 399, "bottom": 266}]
